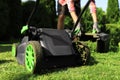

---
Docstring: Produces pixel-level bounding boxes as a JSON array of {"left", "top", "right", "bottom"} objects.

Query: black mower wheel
[
  {"left": 25, "top": 41, "right": 43, "bottom": 73},
  {"left": 73, "top": 41, "right": 90, "bottom": 65}
]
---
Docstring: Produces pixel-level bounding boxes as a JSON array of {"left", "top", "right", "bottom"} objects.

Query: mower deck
[{"left": 80, "top": 32, "right": 110, "bottom": 53}]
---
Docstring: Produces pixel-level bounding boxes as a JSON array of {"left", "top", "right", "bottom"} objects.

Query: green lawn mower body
[{"left": 12, "top": 27, "right": 90, "bottom": 73}]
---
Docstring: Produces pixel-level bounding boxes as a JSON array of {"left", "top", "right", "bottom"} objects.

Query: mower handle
[{"left": 26, "top": 0, "right": 40, "bottom": 26}]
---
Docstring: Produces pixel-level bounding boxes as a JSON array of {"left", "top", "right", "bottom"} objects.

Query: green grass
[{"left": 0, "top": 43, "right": 120, "bottom": 80}]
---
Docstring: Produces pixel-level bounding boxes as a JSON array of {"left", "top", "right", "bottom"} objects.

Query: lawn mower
[{"left": 12, "top": 0, "right": 91, "bottom": 73}]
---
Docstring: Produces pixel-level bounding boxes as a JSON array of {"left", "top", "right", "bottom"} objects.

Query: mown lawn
[{"left": 0, "top": 43, "right": 120, "bottom": 80}]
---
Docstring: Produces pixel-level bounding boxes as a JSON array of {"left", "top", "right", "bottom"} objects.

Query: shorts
[{"left": 58, "top": 0, "right": 80, "bottom": 16}]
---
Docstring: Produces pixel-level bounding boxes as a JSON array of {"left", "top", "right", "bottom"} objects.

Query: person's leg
[
  {"left": 70, "top": 12, "right": 81, "bottom": 35},
  {"left": 57, "top": 0, "right": 79, "bottom": 30},
  {"left": 89, "top": 0, "right": 100, "bottom": 33},
  {"left": 90, "top": 0, "right": 97, "bottom": 23},
  {"left": 57, "top": 0, "right": 81, "bottom": 35},
  {"left": 67, "top": 0, "right": 81, "bottom": 35},
  {"left": 70, "top": 11, "right": 78, "bottom": 24},
  {"left": 57, "top": 14, "right": 65, "bottom": 30},
  {"left": 57, "top": 1, "right": 67, "bottom": 30}
]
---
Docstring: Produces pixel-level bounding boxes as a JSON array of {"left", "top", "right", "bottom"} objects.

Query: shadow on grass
[
  {"left": 11, "top": 57, "right": 98, "bottom": 80},
  {"left": 0, "top": 60, "right": 14, "bottom": 64},
  {"left": 34, "top": 56, "right": 98, "bottom": 75},
  {"left": 88, "top": 56, "right": 98, "bottom": 66},
  {"left": 35, "top": 57, "right": 98, "bottom": 75},
  {"left": 10, "top": 56, "right": 98, "bottom": 80},
  {"left": 0, "top": 45, "right": 12, "bottom": 53},
  {"left": 12, "top": 68, "right": 68, "bottom": 80},
  {"left": 12, "top": 74, "right": 32, "bottom": 80},
  {"left": 37, "top": 67, "right": 68, "bottom": 75}
]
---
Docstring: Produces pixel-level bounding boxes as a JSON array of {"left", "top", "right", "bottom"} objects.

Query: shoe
[
  {"left": 92, "top": 22, "right": 100, "bottom": 34},
  {"left": 92, "top": 29, "right": 97, "bottom": 34},
  {"left": 74, "top": 27, "right": 81, "bottom": 36},
  {"left": 92, "top": 28, "right": 101, "bottom": 34}
]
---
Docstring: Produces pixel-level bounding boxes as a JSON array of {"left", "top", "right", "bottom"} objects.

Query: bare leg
[
  {"left": 57, "top": 14, "right": 65, "bottom": 30},
  {"left": 91, "top": 12, "right": 97, "bottom": 23},
  {"left": 70, "top": 11, "right": 81, "bottom": 35},
  {"left": 91, "top": 12, "right": 100, "bottom": 33},
  {"left": 70, "top": 11, "right": 78, "bottom": 23},
  {"left": 90, "top": 0, "right": 100, "bottom": 33}
]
